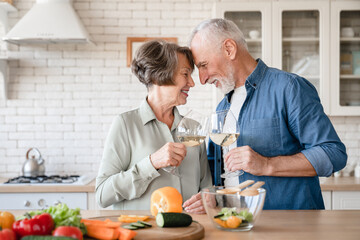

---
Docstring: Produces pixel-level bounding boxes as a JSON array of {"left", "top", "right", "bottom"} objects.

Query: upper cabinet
[
  {"left": 330, "top": 1, "right": 360, "bottom": 115},
  {"left": 213, "top": 0, "right": 360, "bottom": 116},
  {"left": 272, "top": 1, "right": 330, "bottom": 114}
]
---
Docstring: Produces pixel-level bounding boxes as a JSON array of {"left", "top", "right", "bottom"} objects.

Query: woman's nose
[{"left": 188, "top": 76, "right": 195, "bottom": 87}]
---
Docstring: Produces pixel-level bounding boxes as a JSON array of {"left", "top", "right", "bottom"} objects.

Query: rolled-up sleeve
[{"left": 287, "top": 76, "right": 347, "bottom": 177}]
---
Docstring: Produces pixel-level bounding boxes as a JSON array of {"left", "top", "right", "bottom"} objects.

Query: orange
[
  {"left": 150, "top": 186, "right": 183, "bottom": 216},
  {"left": 226, "top": 216, "right": 242, "bottom": 228}
]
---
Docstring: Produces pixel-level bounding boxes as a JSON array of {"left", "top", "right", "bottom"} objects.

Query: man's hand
[
  {"left": 224, "top": 145, "right": 269, "bottom": 176},
  {"left": 150, "top": 142, "right": 187, "bottom": 170},
  {"left": 182, "top": 192, "right": 205, "bottom": 214},
  {"left": 224, "top": 145, "right": 317, "bottom": 177}
]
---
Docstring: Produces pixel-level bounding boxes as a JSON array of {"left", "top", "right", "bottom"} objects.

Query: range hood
[{"left": 3, "top": 0, "right": 92, "bottom": 44}]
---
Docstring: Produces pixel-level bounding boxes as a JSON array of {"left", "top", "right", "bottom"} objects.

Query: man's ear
[{"left": 223, "top": 39, "right": 237, "bottom": 60}]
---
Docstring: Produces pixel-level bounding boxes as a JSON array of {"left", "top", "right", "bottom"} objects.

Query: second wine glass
[{"left": 209, "top": 109, "right": 243, "bottom": 178}]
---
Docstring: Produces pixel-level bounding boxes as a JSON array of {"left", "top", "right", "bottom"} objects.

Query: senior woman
[{"left": 96, "top": 40, "right": 212, "bottom": 213}]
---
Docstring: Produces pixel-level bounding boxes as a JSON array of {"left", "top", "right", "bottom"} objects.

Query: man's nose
[{"left": 199, "top": 71, "right": 207, "bottom": 85}]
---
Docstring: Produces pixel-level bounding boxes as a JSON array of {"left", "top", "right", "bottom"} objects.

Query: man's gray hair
[{"left": 188, "top": 18, "right": 248, "bottom": 51}]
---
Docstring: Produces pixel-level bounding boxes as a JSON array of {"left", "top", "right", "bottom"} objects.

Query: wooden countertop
[
  {"left": 1, "top": 176, "right": 360, "bottom": 193},
  {"left": 0, "top": 178, "right": 96, "bottom": 193},
  {"left": 8, "top": 210, "right": 360, "bottom": 240},
  {"left": 319, "top": 176, "right": 360, "bottom": 191}
]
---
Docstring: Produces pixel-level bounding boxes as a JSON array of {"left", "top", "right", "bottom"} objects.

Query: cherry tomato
[{"left": 53, "top": 226, "right": 83, "bottom": 240}]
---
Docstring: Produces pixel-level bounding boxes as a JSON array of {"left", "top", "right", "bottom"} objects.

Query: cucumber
[
  {"left": 130, "top": 222, "right": 145, "bottom": 228},
  {"left": 21, "top": 236, "right": 76, "bottom": 240},
  {"left": 122, "top": 225, "right": 138, "bottom": 230},
  {"left": 156, "top": 212, "right": 192, "bottom": 228},
  {"left": 137, "top": 220, "right": 152, "bottom": 227}
]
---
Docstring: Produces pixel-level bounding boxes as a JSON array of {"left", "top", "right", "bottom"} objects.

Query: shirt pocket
[{"left": 249, "top": 118, "right": 281, "bottom": 156}]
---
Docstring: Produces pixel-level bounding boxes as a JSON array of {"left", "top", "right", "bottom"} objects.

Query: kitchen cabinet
[
  {"left": 330, "top": 1, "right": 360, "bottom": 115},
  {"left": 332, "top": 191, "right": 360, "bottom": 210},
  {"left": 0, "top": 2, "right": 16, "bottom": 99},
  {"left": 322, "top": 190, "right": 332, "bottom": 210},
  {"left": 213, "top": 0, "right": 360, "bottom": 116}
]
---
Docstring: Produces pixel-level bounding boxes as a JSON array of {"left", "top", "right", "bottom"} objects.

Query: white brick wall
[{"left": 0, "top": 0, "right": 359, "bottom": 179}]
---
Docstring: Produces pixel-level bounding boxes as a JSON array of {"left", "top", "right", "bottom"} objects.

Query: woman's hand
[
  {"left": 150, "top": 142, "right": 187, "bottom": 169},
  {"left": 183, "top": 192, "right": 206, "bottom": 214}
]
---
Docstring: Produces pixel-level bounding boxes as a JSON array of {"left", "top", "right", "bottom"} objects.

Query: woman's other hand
[
  {"left": 183, "top": 192, "right": 206, "bottom": 214},
  {"left": 150, "top": 142, "right": 187, "bottom": 169}
]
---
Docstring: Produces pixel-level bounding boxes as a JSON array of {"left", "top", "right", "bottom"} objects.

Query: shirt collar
[
  {"left": 225, "top": 58, "right": 268, "bottom": 102},
  {"left": 139, "top": 97, "right": 182, "bottom": 130}
]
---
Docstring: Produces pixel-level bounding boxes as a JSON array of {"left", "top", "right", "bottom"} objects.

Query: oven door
[{"left": 0, "top": 192, "right": 87, "bottom": 210}]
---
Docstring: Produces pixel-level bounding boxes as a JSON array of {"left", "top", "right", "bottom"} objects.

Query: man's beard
[{"left": 218, "top": 65, "right": 235, "bottom": 94}]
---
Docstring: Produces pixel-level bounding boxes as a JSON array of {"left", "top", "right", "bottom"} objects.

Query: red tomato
[
  {"left": 0, "top": 229, "right": 16, "bottom": 240},
  {"left": 53, "top": 226, "right": 83, "bottom": 240}
]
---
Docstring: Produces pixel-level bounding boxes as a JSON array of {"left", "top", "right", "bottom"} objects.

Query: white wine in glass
[
  {"left": 176, "top": 110, "right": 209, "bottom": 147},
  {"left": 209, "top": 109, "right": 243, "bottom": 178},
  {"left": 162, "top": 110, "right": 209, "bottom": 176}
]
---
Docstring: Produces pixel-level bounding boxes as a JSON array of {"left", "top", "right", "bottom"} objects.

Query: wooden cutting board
[{"left": 87, "top": 215, "right": 204, "bottom": 240}]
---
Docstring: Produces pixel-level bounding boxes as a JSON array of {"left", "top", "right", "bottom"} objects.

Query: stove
[{"left": 3, "top": 174, "right": 94, "bottom": 185}]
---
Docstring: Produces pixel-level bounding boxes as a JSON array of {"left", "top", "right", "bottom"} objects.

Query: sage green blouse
[{"left": 96, "top": 99, "right": 213, "bottom": 210}]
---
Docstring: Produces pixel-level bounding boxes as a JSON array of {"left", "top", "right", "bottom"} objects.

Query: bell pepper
[
  {"left": 0, "top": 212, "right": 15, "bottom": 229},
  {"left": 12, "top": 213, "right": 54, "bottom": 238},
  {"left": 0, "top": 228, "right": 16, "bottom": 240}
]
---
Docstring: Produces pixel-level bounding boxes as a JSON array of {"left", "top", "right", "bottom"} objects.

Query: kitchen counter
[
  {"left": 8, "top": 210, "right": 360, "bottom": 240},
  {"left": 0, "top": 178, "right": 96, "bottom": 193},
  {"left": 319, "top": 176, "right": 360, "bottom": 191},
  {"left": 1, "top": 177, "right": 360, "bottom": 193}
]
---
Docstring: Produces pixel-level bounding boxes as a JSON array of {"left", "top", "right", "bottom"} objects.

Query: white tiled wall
[{"left": 0, "top": 0, "right": 359, "bottom": 178}]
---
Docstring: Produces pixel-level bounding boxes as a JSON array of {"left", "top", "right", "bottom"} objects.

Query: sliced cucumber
[
  {"left": 156, "top": 212, "right": 192, "bottom": 228},
  {"left": 122, "top": 224, "right": 138, "bottom": 230},
  {"left": 137, "top": 220, "right": 152, "bottom": 227},
  {"left": 130, "top": 222, "right": 146, "bottom": 228}
]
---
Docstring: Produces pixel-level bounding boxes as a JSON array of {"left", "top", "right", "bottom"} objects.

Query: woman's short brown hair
[{"left": 131, "top": 40, "right": 194, "bottom": 88}]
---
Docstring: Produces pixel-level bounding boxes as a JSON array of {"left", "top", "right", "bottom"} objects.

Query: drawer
[
  {"left": 332, "top": 191, "right": 360, "bottom": 210},
  {"left": 0, "top": 192, "right": 87, "bottom": 210}
]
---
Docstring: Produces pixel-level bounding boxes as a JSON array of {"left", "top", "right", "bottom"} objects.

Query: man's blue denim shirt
[{"left": 208, "top": 59, "right": 347, "bottom": 210}]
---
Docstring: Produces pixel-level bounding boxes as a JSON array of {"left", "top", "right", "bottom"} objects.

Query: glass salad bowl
[{"left": 201, "top": 186, "right": 266, "bottom": 231}]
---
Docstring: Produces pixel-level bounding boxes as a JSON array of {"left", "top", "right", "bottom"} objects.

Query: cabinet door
[
  {"left": 273, "top": 1, "right": 330, "bottom": 114},
  {"left": 330, "top": 2, "right": 360, "bottom": 115},
  {"left": 332, "top": 191, "right": 360, "bottom": 210},
  {"left": 213, "top": 1, "right": 272, "bottom": 106},
  {"left": 322, "top": 190, "right": 332, "bottom": 210}
]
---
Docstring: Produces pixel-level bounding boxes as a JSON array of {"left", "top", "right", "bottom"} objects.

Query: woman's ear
[{"left": 223, "top": 39, "right": 237, "bottom": 60}]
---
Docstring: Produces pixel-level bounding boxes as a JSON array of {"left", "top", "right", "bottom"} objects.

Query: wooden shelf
[
  {"left": 340, "top": 74, "right": 360, "bottom": 79},
  {"left": 245, "top": 38, "right": 262, "bottom": 43},
  {"left": 282, "top": 37, "right": 319, "bottom": 42},
  {"left": 340, "top": 37, "right": 360, "bottom": 42}
]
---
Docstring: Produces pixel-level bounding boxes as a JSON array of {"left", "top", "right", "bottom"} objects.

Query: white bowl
[
  {"left": 341, "top": 27, "right": 355, "bottom": 37},
  {"left": 249, "top": 30, "right": 260, "bottom": 39}
]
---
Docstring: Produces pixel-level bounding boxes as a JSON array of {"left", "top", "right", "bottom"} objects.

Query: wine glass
[
  {"left": 163, "top": 110, "right": 209, "bottom": 176},
  {"left": 209, "top": 109, "right": 243, "bottom": 178}
]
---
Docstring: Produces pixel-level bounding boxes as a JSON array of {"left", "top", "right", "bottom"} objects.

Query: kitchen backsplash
[{"left": 0, "top": 0, "right": 359, "bottom": 178}]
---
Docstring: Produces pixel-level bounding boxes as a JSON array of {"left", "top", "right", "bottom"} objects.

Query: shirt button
[{"left": 147, "top": 177, "right": 152, "bottom": 180}]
